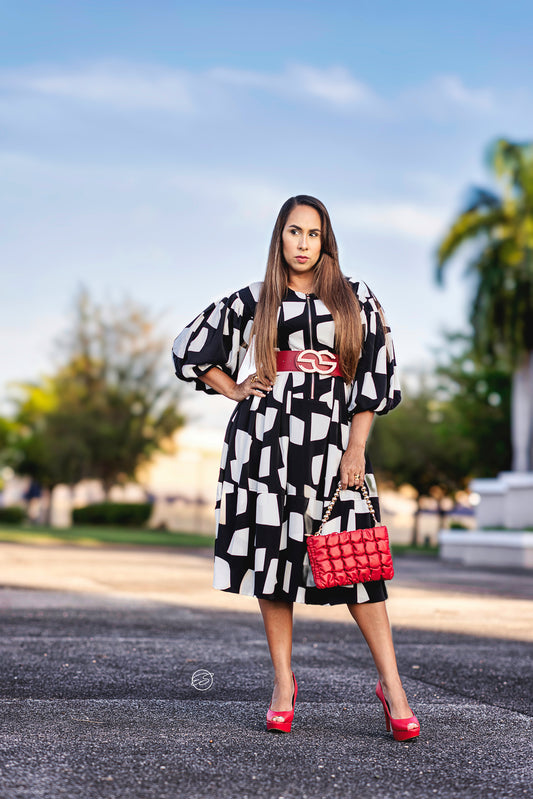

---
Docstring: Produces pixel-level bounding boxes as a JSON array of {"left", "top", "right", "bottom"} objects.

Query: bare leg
[
  {"left": 257, "top": 598, "right": 295, "bottom": 720},
  {"left": 347, "top": 600, "right": 418, "bottom": 728}
]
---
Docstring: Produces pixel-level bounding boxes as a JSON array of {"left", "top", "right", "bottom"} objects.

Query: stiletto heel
[
  {"left": 375, "top": 680, "right": 420, "bottom": 742},
  {"left": 266, "top": 671, "right": 298, "bottom": 733},
  {"left": 383, "top": 709, "right": 391, "bottom": 732}
]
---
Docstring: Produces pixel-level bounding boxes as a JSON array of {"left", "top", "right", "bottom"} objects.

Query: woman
[{"left": 172, "top": 195, "right": 420, "bottom": 741}]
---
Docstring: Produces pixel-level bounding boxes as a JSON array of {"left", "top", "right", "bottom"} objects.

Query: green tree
[
  {"left": 436, "top": 137, "right": 533, "bottom": 471},
  {"left": 369, "top": 385, "right": 463, "bottom": 546},
  {"left": 2, "top": 380, "right": 58, "bottom": 488},
  {"left": 0, "top": 416, "right": 19, "bottom": 491},
  {"left": 6, "top": 288, "right": 185, "bottom": 497},
  {"left": 434, "top": 333, "right": 512, "bottom": 478},
  {"left": 369, "top": 335, "right": 511, "bottom": 544}
]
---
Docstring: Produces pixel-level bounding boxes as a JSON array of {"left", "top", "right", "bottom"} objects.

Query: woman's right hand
[{"left": 228, "top": 374, "right": 273, "bottom": 401}]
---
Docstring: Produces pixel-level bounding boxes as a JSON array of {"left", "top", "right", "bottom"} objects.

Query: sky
[{"left": 1, "top": 0, "right": 532, "bottom": 429}]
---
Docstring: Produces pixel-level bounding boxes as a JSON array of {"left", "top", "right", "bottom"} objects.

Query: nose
[{"left": 298, "top": 234, "right": 308, "bottom": 250}]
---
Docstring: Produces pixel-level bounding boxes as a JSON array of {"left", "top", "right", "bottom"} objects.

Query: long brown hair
[{"left": 251, "top": 195, "right": 364, "bottom": 384}]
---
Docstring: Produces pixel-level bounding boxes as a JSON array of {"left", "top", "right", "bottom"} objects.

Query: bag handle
[{"left": 312, "top": 480, "right": 378, "bottom": 536}]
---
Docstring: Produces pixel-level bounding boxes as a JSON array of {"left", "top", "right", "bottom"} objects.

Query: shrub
[
  {"left": 72, "top": 502, "right": 152, "bottom": 527},
  {"left": 0, "top": 507, "right": 26, "bottom": 524},
  {"left": 449, "top": 521, "right": 470, "bottom": 530}
]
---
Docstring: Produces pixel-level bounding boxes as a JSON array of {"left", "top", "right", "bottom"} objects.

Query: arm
[
  {"left": 339, "top": 410, "right": 374, "bottom": 490},
  {"left": 172, "top": 286, "right": 258, "bottom": 396},
  {"left": 199, "top": 366, "right": 272, "bottom": 402}
]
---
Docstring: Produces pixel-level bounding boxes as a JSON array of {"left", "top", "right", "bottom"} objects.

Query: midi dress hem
[{"left": 212, "top": 576, "right": 389, "bottom": 606}]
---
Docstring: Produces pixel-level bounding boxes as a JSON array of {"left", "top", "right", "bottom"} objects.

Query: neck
[{"left": 287, "top": 273, "right": 315, "bottom": 294}]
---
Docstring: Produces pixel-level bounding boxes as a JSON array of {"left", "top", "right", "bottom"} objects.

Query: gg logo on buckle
[{"left": 296, "top": 349, "right": 337, "bottom": 375}]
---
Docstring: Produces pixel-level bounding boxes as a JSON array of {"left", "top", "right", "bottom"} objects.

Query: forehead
[{"left": 285, "top": 205, "right": 322, "bottom": 230}]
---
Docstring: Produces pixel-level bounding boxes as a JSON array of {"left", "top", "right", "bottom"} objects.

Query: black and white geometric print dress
[{"left": 172, "top": 277, "right": 401, "bottom": 606}]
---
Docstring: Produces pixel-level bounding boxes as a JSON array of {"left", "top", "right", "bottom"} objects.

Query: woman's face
[{"left": 282, "top": 205, "right": 322, "bottom": 280}]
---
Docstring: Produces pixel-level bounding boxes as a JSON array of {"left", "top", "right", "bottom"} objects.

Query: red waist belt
[{"left": 276, "top": 349, "right": 343, "bottom": 377}]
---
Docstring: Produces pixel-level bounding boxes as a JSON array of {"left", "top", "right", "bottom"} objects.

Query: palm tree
[{"left": 436, "top": 138, "right": 533, "bottom": 472}]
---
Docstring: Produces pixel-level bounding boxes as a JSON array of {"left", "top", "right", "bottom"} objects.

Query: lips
[{"left": 296, "top": 256, "right": 309, "bottom": 263}]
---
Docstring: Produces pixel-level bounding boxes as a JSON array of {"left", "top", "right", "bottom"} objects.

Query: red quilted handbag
[{"left": 306, "top": 481, "right": 394, "bottom": 589}]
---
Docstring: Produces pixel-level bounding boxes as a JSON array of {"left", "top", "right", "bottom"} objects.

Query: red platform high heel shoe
[
  {"left": 266, "top": 671, "right": 298, "bottom": 733},
  {"left": 375, "top": 680, "right": 420, "bottom": 742}
]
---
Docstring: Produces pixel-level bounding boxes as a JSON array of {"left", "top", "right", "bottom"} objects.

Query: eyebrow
[{"left": 287, "top": 224, "right": 321, "bottom": 233}]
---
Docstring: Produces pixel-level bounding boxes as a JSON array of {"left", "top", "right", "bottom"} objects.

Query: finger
[
  {"left": 249, "top": 379, "right": 271, "bottom": 392},
  {"left": 249, "top": 375, "right": 273, "bottom": 385}
]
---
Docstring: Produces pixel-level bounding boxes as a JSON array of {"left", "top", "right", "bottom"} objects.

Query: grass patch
[
  {"left": 390, "top": 543, "right": 439, "bottom": 557},
  {"left": 0, "top": 524, "right": 438, "bottom": 557},
  {"left": 0, "top": 523, "right": 215, "bottom": 549}
]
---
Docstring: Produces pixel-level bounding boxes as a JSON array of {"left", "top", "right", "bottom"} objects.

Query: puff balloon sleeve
[
  {"left": 346, "top": 280, "right": 401, "bottom": 418},
  {"left": 172, "top": 285, "right": 257, "bottom": 395}
]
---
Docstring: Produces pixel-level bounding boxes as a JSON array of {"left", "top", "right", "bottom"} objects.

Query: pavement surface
[{"left": 0, "top": 544, "right": 532, "bottom": 799}]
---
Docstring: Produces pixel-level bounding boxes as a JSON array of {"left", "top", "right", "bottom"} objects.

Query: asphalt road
[{"left": 0, "top": 566, "right": 532, "bottom": 799}]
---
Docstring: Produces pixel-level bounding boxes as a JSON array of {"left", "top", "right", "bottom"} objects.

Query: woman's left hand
[{"left": 339, "top": 448, "right": 365, "bottom": 490}]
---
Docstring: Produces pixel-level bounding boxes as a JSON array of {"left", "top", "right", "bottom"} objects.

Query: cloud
[
  {"left": 333, "top": 199, "right": 448, "bottom": 242},
  {"left": 0, "top": 60, "right": 384, "bottom": 115},
  {"left": 0, "top": 61, "right": 194, "bottom": 112},
  {"left": 435, "top": 74, "right": 494, "bottom": 111},
  {"left": 210, "top": 63, "right": 381, "bottom": 110},
  {"left": 208, "top": 64, "right": 504, "bottom": 121},
  {"left": 0, "top": 59, "right": 518, "bottom": 127},
  {"left": 398, "top": 73, "right": 497, "bottom": 120}
]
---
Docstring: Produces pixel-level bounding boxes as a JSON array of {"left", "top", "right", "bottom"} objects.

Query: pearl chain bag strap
[{"left": 305, "top": 480, "right": 394, "bottom": 589}]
